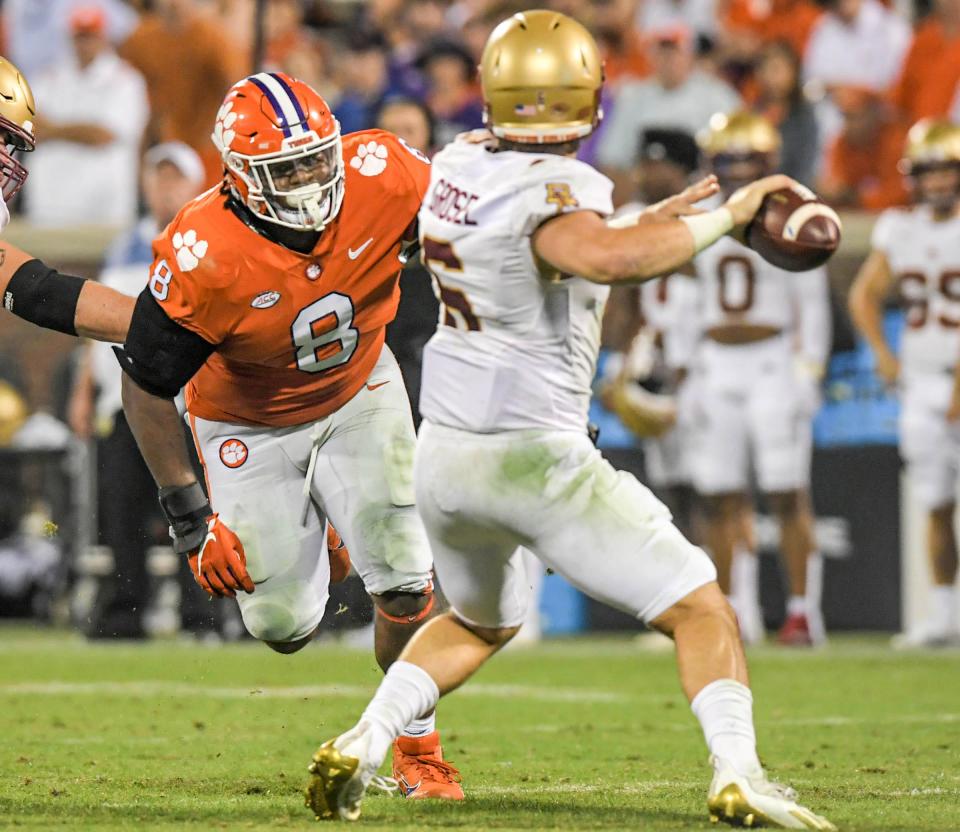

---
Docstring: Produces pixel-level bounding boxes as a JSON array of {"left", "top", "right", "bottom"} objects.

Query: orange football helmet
[{"left": 212, "top": 72, "right": 343, "bottom": 231}]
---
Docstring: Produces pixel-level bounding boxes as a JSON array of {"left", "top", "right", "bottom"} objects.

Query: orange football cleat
[
  {"left": 778, "top": 612, "right": 813, "bottom": 647},
  {"left": 327, "top": 524, "right": 351, "bottom": 584},
  {"left": 392, "top": 731, "right": 464, "bottom": 801}
]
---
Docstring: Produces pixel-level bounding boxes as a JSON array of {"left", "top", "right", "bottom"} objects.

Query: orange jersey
[
  {"left": 149, "top": 130, "right": 431, "bottom": 427},
  {"left": 889, "top": 19, "right": 960, "bottom": 124}
]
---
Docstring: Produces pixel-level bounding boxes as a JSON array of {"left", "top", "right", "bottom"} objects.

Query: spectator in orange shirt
[
  {"left": 722, "top": 0, "right": 823, "bottom": 73},
  {"left": 819, "top": 86, "right": 908, "bottom": 210},
  {"left": 119, "top": 0, "right": 247, "bottom": 187},
  {"left": 889, "top": 0, "right": 960, "bottom": 125}
]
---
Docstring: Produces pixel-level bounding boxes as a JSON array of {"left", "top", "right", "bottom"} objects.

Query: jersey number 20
[{"left": 291, "top": 293, "right": 359, "bottom": 372}]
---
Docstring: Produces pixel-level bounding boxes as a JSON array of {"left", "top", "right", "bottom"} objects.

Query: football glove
[{"left": 159, "top": 482, "right": 254, "bottom": 598}]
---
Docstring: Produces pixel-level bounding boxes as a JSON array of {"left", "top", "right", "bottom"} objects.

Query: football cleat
[
  {"left": 890, "top": 625, "right": 960, "bottom": 650},
  {"left": 707, "top": 757, "right": 836, "bottom": 830},
  {"left": 305, "top": 722, "right": 395, "bottom": 821},
  {"left": 392, "top": 731, "right": 464, "bottom": 801},
  {"left": 778, "top": 614, "right": 814, "bottom": 647}
]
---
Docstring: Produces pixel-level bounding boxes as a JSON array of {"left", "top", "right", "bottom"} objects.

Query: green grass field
[{"left": 1, "top": 628, "right": 958, "bottom": 832}]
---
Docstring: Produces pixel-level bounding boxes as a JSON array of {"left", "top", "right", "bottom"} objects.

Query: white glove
[{"left": 0, "top": 197, "right": 10, "bottom": 232}]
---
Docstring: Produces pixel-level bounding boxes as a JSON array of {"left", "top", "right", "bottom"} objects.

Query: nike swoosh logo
[
  {"left": 366, "top": 381, "right": 390, "bottom": 391},
  {"left": 348, "top": 238, "right": 374, "bottom": 260},
  {"left": 399, "top": 774, "right": 422, "bottom": 797}
]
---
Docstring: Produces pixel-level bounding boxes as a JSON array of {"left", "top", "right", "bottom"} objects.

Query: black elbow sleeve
[
  {"left": 2, "top": 259, "right": 87, "bottom": 336},
  {"left": 114, "top": 289, "right": 216, "bottom": 399}
]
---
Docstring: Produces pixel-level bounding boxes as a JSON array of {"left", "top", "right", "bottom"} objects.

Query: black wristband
[
  {"left": 158, "top": 482, "right": 212, "bottom": 555},
  {"left": 3, "top": 259, "right": 86, "bottom": 336}
]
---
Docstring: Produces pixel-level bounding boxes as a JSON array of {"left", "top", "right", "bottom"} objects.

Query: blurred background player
[
  {"left": 66, "top": 142, "right": 208, "bottom": 639},
  {"left": 692, "top": 112, "right": 831, "bottom": 646},
  {"left": 601, "top": 128, "right": 703, "bottom": 540},
  {"left": 849, "top": 119, "right": 960, "bottom": 648}
]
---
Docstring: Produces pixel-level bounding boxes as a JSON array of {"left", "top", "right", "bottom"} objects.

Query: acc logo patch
[
  {"left": 350, "top": 140, "right": 388, "bottom": 176},
  {"left": 251, "top": 290, "right": 281, "bottom": 309},
  {"left": 219, "top": 439, "right": 248, "bottom": 469}
]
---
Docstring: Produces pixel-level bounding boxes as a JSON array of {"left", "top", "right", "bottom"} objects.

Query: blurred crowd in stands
[
  {"left": 0, "top": 0, "right": 955, "bottom": 637},
  {"left": 3, "top": 0, "right": 959, "bottom": 226}
]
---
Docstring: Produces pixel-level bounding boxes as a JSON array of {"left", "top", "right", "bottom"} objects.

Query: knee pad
[
  {"left": 239, "top": 587, "right": 324, "bottom": 644},
  {"left": 374, "top": 587, "right": 435, "bottom": 625}
]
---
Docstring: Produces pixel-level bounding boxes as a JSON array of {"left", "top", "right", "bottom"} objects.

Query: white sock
[
  {"left": 805, "top": 552, "right": 823, "bottom": 614},
  {"left": 691, "top": 679, "right": 762, "bottom": 775},
  {"left": 402, "top": 711, "right": 436, "bottom": 739},
  {"left": 930, "top": 585, "right": 957, "bottom": 633},
  {"left": 361, "top": 661, "right": 440, "bottom": 743},
  {"left": 786, "top": 595, "right": 807, "bottom": 617},
  {"left": 804, "top": 552, "right": 826, "bottom": 642},
  {"left": 732, "top": 548, "right": 759, "bottom": 610}
]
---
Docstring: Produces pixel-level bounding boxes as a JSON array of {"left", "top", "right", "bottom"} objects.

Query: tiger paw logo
[
  {"left": 213, "top": 100, "right": 237, "bottom": 149},
  {"left": 350, "top": 141, "right": 388, "bottom": 177},
  {"left": 219, "top": 439, "right": 248, "bottom": 469},
  {"left": 172, "top": 229, "right": 208, "bottom": 272}
]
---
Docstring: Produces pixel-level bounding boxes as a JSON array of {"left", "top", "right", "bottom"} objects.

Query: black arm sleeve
[
  {"left": 3, "top": 259, "right": 87, "bottom": 336},
  {"left": 113, "top": 288, "right": 216, "bottom": 399}
]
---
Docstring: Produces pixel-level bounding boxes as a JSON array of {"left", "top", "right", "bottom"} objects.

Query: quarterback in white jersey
[
  {"left": 850, "top": 119, "right": 960, "bottom": 648},
  {"left": 692, "top": 113, "right": 831, "bottom": 647},
  {"left": 308, "top": 12, "right": 834, "bottom": 831}
]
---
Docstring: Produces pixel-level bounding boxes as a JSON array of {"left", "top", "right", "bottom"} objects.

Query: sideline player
[
  {"left": 307, "top": 12, "right": 835, "bottom": 829},
  {"left": 692, "top": 112, "right": 831, "bottom": 646},
  {"left": 850, "top": 119, "right": 960, "bottom": 648}
]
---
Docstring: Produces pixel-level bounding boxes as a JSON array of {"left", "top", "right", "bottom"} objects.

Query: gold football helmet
[
  {"left": 0, "top": 56, "right": 35, "bottom": 201},
  {"left": 697, "top": 111, "right": 780, "bottom": 187},
  {"left": 900, "top": 119, "right": 960, "bottom": 211},
  {"left": 480, "top": 9, "right": 603, "bottom": 144},
  {"left": 0, "top": 380, "right": 27, "bottom": 446},
  {"left": 698, "top": 111, "right": 781, "bottom": 157},
  {"left": 901, "top": 119, "right": 960, "bottom": 173}
]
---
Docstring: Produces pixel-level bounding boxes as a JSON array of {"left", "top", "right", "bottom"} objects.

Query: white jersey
[
  {"left": 871, "top": 205, "right": 960, "bottom": 377},
  {"left": 695, "top": 235, "right": 831, "bottom": 365},
  {"left": 639, "top": 274, "right": 702, "bottom": 371},
  {"left": 418, "top": 140, "right": 613, "bottom": 432},
  {"left": 617, "top": 202, "right": 702, "bottom": 373}
]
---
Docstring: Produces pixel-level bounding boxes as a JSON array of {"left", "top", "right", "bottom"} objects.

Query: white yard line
[{"left": 0, "top": 680, "right": 628, "bottom": 704}]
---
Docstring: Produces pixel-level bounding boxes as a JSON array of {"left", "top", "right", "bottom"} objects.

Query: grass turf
[{"left": 0, "top": 628, "right": 958, "bottom": 831}]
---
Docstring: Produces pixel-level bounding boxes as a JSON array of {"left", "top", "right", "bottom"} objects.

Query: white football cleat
[
  {"left": 707, "top": 756, "right": 836, "bottom": 829},
  {"left": 305, "top": 722, "right": 395, "bottom": 821},
  {"left": 890, "top": 625, "right": 960, "bottom": 650}
]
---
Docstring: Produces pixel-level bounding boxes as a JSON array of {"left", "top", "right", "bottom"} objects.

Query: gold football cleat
[
  {"left": 707, "top": 758, "right": 837, "bottom": 830},
  {"left": 305, "top": 740, "right": 360, "bottom": 821}
]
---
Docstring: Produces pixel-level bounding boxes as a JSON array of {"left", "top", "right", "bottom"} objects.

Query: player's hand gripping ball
[{"left": 746, "top": 184, "right": 841, "bottom": 271}]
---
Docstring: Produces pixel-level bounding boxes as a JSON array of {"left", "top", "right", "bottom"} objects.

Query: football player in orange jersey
[{"left": 112, "top": 72, "right": 462, "bottom": 801}]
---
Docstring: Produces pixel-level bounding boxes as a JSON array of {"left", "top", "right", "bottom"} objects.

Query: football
[{"left": 746, "top": 185, "right": 842, "bottom": 272}]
